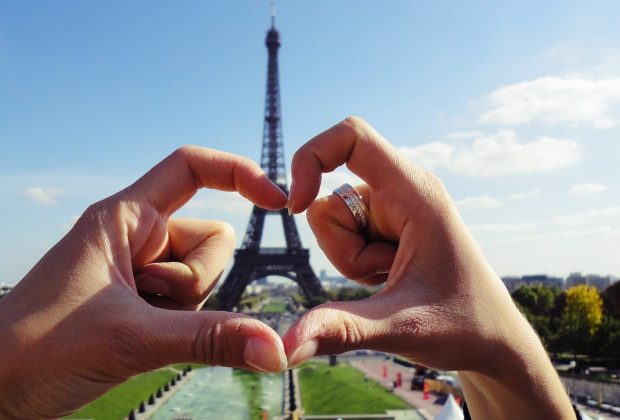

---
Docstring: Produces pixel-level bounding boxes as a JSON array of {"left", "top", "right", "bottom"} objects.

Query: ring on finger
[{"left": 332, "top": 183, "right": 369, "bottom": 230}]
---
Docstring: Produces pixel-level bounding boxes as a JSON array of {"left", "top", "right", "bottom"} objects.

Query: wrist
[{"left": 460, "top": 311, "right": 573, "bottom": 419}]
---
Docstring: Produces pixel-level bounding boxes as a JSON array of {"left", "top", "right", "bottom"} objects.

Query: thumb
[
  {"left": 135, "top": 307, "right": 287, "bottom": 373},
  {"left": 282, "top": 296, "right": 407, "bottom": 368}
]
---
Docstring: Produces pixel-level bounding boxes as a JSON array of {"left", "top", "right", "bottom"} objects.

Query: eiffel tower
[{"left": 216, "top": 16, "right": 326, "bottom": 311}]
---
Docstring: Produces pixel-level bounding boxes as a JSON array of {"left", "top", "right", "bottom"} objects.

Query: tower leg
[
  {"left": 217, "top": 265, "right": 256, "bottom": 311},
  {"left": 293, "top": 263, "right": 327, "bottom": 308}
]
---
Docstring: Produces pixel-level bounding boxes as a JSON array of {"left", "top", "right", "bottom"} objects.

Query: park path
[
  {"left": 348, "top": 358, "right": 443, "bottom": 418},
  {"left": 134, "top": 367, "right": 194, "bottom": 419}
]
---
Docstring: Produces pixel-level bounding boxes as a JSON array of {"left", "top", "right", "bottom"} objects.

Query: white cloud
[
  {"left": 21, "top": 187, "right": 64, "bottom": 205},
  {"left": 567, "top": 183, "right": 607, "bottom": 197},
  {"left": 456, "top": 195, "right": 503, "bottom": 210},
  {"left": 499, "top": 226, "right": 620, "bottom": 245},
  {"left": 504, "top": 188, "right": 542, "bottom": 200},
  {"left": 452, "top": 130, "right": 578, "bottom": 177},
  {"left": 468, "top": 222, "right": 538, "bottom": 233},
  {"left": 400, "top": 131, "right": 580, "bottom": 177},
  {"left": 455, "top": 188, "right": 541, "bottom": 212},
  {"left": 553, "top": 206, "right": 620, "bottom": 225},
  {"left": 446, "top": 130, "right": 485, "bottom": 140},
  {"left": 477, "top": 76, "right": 620, "bottom": 128},
  {"left": 398, "top": 142, "right": 454, "bottom": 170}
]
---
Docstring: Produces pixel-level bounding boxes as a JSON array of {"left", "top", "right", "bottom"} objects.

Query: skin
[
  {"left": 0, "top": 146, "right": 288, "bottom": 418},
  {"left": 0, "top": 119, "right": 574, "bottom": 418},
  {"left": 284, "top": 117, "right": 574, "bottom": 419}
]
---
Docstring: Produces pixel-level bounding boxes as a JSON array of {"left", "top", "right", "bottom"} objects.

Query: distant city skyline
[{"left": 1, "top": 2, "right": 619, "bottom": 284}]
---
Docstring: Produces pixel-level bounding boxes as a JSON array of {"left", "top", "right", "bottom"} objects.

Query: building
[
  {"left": 501, "top": 276, "right": 523, "bottom": 293},
  {"left": 585, "top": 274, "right": 612, "bottom": 292},
  {"left": 566, "top": 272, "right": 586, "bottom": 289},
  {"left": 520, "top": 274, "right": 564, "bottom": 289},
  {"left": 565, "top": 273, "right": 614, "bottom": 291},
  {"left": 502, "top": 274, "right": 565, "bottom": 293}
]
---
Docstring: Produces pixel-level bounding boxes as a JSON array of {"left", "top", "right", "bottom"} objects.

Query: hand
[
  {"left": 284, "top": 117, "right": 573, "bottom": 419},
  {"left": 0, "top": 146, "right": 288, "bottom": 418}
]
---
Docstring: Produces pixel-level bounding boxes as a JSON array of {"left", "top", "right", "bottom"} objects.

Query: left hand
[
  {"left": 0, "top": 146, "right": 288, "bottom": 418},
  {"left": 282, "top": 118, "right": 573, "bottom": 420}
]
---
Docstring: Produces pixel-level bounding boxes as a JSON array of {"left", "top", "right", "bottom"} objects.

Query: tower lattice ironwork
[{"left": 216, "top": 18, "right": 326, "bottom": 311}]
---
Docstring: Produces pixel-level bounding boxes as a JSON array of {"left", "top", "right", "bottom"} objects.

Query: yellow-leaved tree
[{"left": 560, "top": 285, "right": 603, "bottom": 357}]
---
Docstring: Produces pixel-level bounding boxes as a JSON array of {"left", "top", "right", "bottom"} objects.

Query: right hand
[
  {"left": 0, "top": 146, "right": 288, "bottom": 418},
  {"left": 283, "top": 117, "right": 573, "bottom": 419}
]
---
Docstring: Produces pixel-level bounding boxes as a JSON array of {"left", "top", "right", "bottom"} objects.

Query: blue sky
[{"left": 1, "top": 1, "right": 619, "bottom": 284}]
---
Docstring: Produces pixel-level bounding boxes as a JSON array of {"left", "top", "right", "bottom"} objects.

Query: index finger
[
  {"left": 127, "top": 145, "right": 288, "bottom": 214},
  {"left": 289, "top": 117, "right": 410, "bottom": 213}
]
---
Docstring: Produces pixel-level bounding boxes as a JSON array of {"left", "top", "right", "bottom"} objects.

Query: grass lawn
[
  {"left": 234, "top": 369, "right": 264, "bottom": 419},
  {"left": 66, "top": 365, "right": 200, "bottom": 420},
  {"left": 298, "top": 361, "right": 410, "bottom": 414},
  {"left": 262, "top": 298, "right": 287, "bottom": 313}
]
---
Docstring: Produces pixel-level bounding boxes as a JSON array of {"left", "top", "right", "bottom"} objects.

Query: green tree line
[{"left": 512, "top": 282, "right": 620, "bottom": 362}]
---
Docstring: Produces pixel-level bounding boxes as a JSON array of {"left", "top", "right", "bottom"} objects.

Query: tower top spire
[
  {"left": 265, "top": 2, "right": 280, "bottom": 49},
  {"left": 216, "top": 9, "right": 327, "bottom": 312}
]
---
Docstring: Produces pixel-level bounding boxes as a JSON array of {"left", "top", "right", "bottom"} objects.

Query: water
[{"left": 151, "top": 367, "right": 283, "bottom": 420}]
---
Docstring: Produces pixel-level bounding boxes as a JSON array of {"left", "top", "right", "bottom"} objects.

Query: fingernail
[
  {"left": 288, "top": 182, "right": 296, "bottom": 215},
  {"left": 244, "top": 336, "right": 287, "bottom": 373},
  {"left": 287, "top": 340, "right": 318, "bottom": 369},
  {"left": 136, "top": 274, "right": 172, "bottom": 296}
]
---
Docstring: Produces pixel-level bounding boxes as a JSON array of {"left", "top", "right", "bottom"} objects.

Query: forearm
[{"left": 458, "top": 317, "right": 573, "bottom": 419}]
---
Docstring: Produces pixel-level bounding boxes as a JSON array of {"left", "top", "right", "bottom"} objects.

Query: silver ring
[{"left": 333, "top": 183, "right": 369, "bottom": 230}]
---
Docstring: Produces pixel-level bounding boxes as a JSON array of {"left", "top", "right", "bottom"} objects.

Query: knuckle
[
  {"left": 172, "top": 144, "right": 196, "bottom": 160},
  {"left": 193, "top": 318, "right": 243, "bottom": 366},
  {"left": 79, "top": 197, "right": 139, "bottom": 237},
  {"left": 291, "top": 148, "right": 300, "bottom": 163},
  {"left": 81, "top": 199, "right": 108, "bottom": 225},
  {"left": 215, "top": 221, "right": 236, "bottom": 251},
  {"left": 340, "top": 315, "right": 364, "bottom": 349},
  {"left": 422, "top": 170, "right": 446, "bottom": 193},
  {"left": 308, "top": 303, "right": 365, "bottom": 353},
  {"left": 416, "top": 169, "right": 451, "bottom": 209},
  {"left": 342, "top": 115, "right": 369, "bottom": 134},
  {"left": 193, "top": 320, "right": 217, "bottom": 365}
]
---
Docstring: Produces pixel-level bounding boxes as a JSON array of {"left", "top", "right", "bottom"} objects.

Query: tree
[
  {"left": 602, "top": 280, "right": 620, "bottom": 319},
  {"left": 512, "top": 284, "right": 557, "bottom": 316},
  {"left": 327, "top": 286, "right": 375, "bottom": 301},
  {"left": 589, "top": 317, "right": 620, "bottom": 360},
  {"left": 512, "top": 285, "right": 559, "bottom": 347},
  {"left": 559, "top": 285, "right": 603, "bottom": 357}
]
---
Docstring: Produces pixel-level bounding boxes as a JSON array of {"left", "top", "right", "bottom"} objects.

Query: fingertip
[
  {"left": 281, "top": 318, "right": 309, "bottom": 357},
  {"left": 290, "top": 183, "right": 320, "bottom": 214},
  {"left": 289, "top": 149, "right": 323, "bottom": 213},
  {"left": 244, "top": 335, "right": 288, "bottom": 373},
  {"left": 254, "top": 176, "right": 288, "bottom": 210},
  {"left": 287, "top": 339, "right": 318, "bottom": 369},
  {"left": 287, "top": 181, "right": 296, "bottom": 215}
]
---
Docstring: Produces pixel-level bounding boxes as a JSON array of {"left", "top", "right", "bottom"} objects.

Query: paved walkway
[
  {"left": 348, "top": 358, "right": 444, "bottom": 418},
  {"left": 134, "top": 367, "right": 194, "bottom": 419}
]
